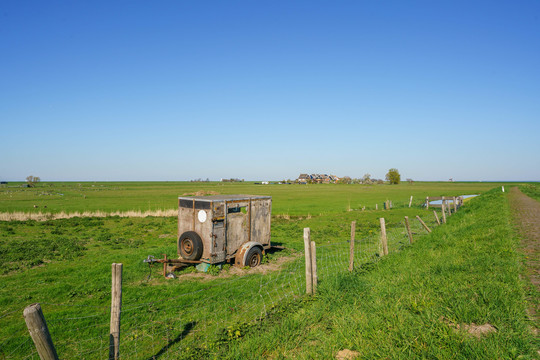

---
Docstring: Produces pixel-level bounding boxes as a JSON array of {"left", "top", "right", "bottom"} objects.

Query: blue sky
[{"left": 1, "top": 1, "right": 539, "bottom": 181}]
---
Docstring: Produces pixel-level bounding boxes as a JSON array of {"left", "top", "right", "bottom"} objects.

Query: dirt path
[{"left": 508, "top": 186, "right": 540, "bottom": 325}]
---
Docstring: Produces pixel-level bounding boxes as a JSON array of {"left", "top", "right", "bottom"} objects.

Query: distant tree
[
  {"left": 339, "top": 176, "right": 352, "bottom": 184},
  {"left": 385, "top": 169, "right": 401, "bottom": 185},
  {"left": 406, "top": 178, "right": 414, "bottom": 184},
  {"left": 362, "top": 173, "right": 372, "bottom": 184},
  {"left": 26, "top": 175, "right": 40, "bottom": 187}
]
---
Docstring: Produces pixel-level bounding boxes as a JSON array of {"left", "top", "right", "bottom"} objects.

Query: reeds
[{"left": 0, "top": 209, "right": 178, "bottom": 221}]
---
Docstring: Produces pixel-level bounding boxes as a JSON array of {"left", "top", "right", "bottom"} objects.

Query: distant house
[
  {"left": 297, "top": 174, "right": 311, "bottom": 184},
  {"left": 296, "top": 173, "right": 339, "bottom": 184}
]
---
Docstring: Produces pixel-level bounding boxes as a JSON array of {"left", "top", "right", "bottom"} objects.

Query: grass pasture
[
  {"left": 0, "top": 181, "right": 538, "bottom": 359},
  {"left": 0, "top": 181, "right": 507, "bottom": 216}
]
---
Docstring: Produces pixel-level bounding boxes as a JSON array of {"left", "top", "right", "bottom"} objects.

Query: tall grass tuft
[{"left": 0, "top": 209, "right": 178, "bottom": 221}]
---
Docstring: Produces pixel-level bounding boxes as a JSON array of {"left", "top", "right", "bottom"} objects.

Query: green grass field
[
  {"left": 0, "top": 182, "right": 538, "bottom": 359},
  {"left": 0, "top": 181, "right": 510, "bottom": 215}
]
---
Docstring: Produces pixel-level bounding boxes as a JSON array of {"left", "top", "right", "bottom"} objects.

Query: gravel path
[{"left": 508, "top": 186, "right": 540, "bottom": 325}]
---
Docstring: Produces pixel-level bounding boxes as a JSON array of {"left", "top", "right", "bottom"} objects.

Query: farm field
[
  {"left": 0, "top": 181, "right": 512, "bottom": 216},
  {"left": 0, "top": 182, "right": 538, "bottom": 359}
]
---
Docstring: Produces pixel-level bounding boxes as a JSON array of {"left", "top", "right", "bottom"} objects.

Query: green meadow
[
  {"left": 1, "top": 181, "right": 506, "bottom": 215},
  {"left": 0, "top": 181, "right": 538, "bottom": 359}
]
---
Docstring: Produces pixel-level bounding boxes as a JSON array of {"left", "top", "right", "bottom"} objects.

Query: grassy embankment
[{"left": 219, "top": 187, "right": 538, "bottom": 359}]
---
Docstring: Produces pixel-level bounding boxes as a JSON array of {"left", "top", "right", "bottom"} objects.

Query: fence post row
[
  {"left": 416, "top": 216, "right": 432, "bottom": 233},
  {"left": 379, "top": 218, "right": 389, "bottom": 256},
  {"left": 304, "top": 228, "right": 313, "bottom": 295},
  {"left": 24, "top": 303, "right": 59, "bottom": 360},
  {"left": 349, "top": 221, "right": 356, "bottom": 272},
  {"left": 110, "top": 263, "right": 123, "bottom": 360},
  {"left": 404, "top": 216, "right": 414, "bottom": 244}
]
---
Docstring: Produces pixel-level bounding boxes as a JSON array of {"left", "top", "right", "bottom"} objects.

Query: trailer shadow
[
  {"left": 265, "top": 242, "right": 285, "bottom": 255},
  {"left": 145, "top": 321, "right": 196, "bottom": 360}
]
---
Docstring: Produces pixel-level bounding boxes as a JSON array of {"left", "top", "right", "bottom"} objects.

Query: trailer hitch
[{"left": 143, "top": 254, "right": 201, "bottom": 279}]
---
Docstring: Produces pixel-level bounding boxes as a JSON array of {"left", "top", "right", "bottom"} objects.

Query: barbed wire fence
[{"left": 2, "top": 205, "right": 452, "bottom": 359}]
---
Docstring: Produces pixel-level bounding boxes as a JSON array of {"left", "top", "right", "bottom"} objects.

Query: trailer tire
[
  {"left": 178, "top": 231, "right": 203, "bottom": 260},
  {"left": 244, "top": 247, "right": 263, "bottom": 267}
]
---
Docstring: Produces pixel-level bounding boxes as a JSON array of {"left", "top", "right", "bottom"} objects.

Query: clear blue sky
[{"left": 1, "top": 1, "right": 539, "bottom": 181}]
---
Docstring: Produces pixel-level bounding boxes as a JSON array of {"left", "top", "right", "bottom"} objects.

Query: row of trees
[
  {"left": 337, "top": 169, "right": 403, "bottom": 185},
  {"left": 26, "top": 175, "right": 40, "bottom": 187}
]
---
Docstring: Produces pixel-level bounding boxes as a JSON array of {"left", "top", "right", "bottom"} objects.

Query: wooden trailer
[{"left": 177, "top": 194, "right": 272, "bottom": 267}]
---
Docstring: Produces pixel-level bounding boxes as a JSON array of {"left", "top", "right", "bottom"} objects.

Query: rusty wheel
[
  {"left": 244, "top": 247, "right": 262, "bottom": 267},
  {"left": 178, "top": 231, "right": 203, "bottom": 260}
]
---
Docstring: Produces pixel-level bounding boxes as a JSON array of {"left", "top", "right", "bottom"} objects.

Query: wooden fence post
[
  {"left": 426, "top": 197, "right": 429, "bottom": 209},
  {"left": 24, "top": 303, "right": 59, "bottom": 360},
  {"left": 453, "top": 196, "right": 457, "bottom": 213},
  {"left": 375, "top": 204, "right": 378, "bottom": 210},
  {"left": 404, "top": 216, "right": 414, "bottom": 244},
  {"left": 304, "top": 228, "right": 313, "bottom": 295},
  {"left": 441, "top": 202, "right": 447, "bottom": 224},
  {"left": 433, "top": 210, "right": 441, "bottom": 225},
  {"left": 380, "top": 218, "right": 388, "bottom": 256},
  {"left": 416, "top": 216, "right": 432, "bottom": 233},
  {"left": 310, "top": 241, "right": 317, "bottom": 293},
  {"left": 441, "top": 196, "right": 446, "bottom": 214},
  {"left": 409, "top": 196, "right": 413, "bottom": 208},
  {"left": 110, "top": 263, "right": 123, "bottom": 360},
  {"left": 349, "top": 221, "right": 356, "bottom": 272}
]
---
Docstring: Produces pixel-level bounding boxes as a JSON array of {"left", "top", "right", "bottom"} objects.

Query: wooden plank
[
  {"left": 304, "top": 228, "right": 313, "bottom": 294},
  {"left": 23, "top": 303, "right": 59, "bottom": 360},
  {"left": 349, "top": 221, "right": 356, "bottom": 272}
]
